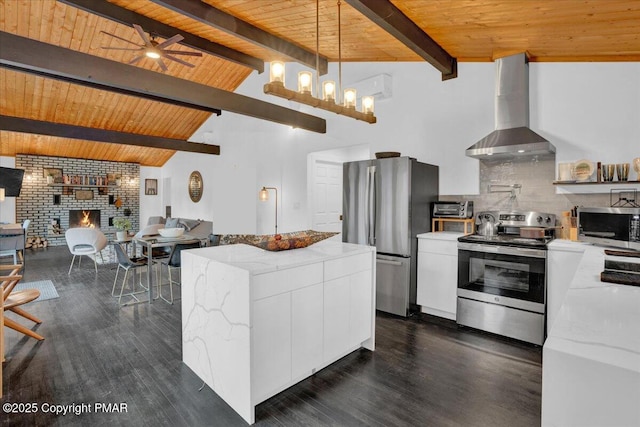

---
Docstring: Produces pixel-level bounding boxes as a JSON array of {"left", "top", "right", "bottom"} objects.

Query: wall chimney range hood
[{"left": 466, "top": 53, "right": 555, "bottom": 159}]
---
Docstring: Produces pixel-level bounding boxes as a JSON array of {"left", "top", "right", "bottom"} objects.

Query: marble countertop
[
  {"left": 544, "top": 245, "right": 640, "bottom": 373},
  {"left": 185, "top": 239, "right": 374, "bottom": 275},
  {"left": 417, "top": 231, "right": 466, "bottom": 241}
]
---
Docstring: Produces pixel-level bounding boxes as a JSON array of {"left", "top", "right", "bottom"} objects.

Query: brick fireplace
[{"left": 15, "top": 155, "right": 140, "bottom": 246}]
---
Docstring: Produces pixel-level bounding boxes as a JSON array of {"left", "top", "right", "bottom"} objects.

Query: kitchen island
[
  {"left": 542, "top": 245, "right": 640, "bottom": 426},
  {"left": 181, "top": 240, "right": 376, "bottom": 424}
]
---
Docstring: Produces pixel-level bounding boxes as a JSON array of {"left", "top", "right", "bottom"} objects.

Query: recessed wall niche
[{"left": 15, "top": 154, "right": 140, "bottom": 246}]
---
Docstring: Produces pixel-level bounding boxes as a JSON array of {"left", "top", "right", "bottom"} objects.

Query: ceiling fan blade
[
  {"left": 156, "top": 34, "right": 184, "bottom": 50},
  {"left": 128, "top": 55, "right": 144, "bottom": 65},
  {"left": 164, "top": 54, "right": 195, "bottom": 68},
  {"left": 101, "top": 47, "right": 145, "bottom": 51},
  {"left": 133, "top": 24, "right": 152, "bottom": 47},
  {"left": 100, "top": 30, "right": 142, "bottom": 47},
  {"left": 162, "top": 50, "right": 203, "bottom": 57},
  {"left": 156, "top": 58, "right": 169, "bottom": 72}
]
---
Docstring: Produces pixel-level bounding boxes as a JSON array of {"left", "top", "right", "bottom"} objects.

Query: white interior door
[{"left": 311, "top": 160, "right": 343, "bottom": 232}]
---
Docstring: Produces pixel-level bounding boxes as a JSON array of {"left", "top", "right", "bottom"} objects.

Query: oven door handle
[{"left": 458, "top": 242, "right": 547, "bottom": 258}]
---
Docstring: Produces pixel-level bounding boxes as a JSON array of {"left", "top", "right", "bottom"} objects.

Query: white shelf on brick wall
[{"left": 47, "top": 184, "right": 119, "bottom": 188}]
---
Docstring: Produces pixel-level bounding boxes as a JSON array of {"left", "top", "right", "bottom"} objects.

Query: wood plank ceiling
[{"left": 1, "top": 0, "right": 639, "bottom": 166}]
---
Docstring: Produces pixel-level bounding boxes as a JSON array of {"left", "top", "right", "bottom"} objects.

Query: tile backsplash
[{"left": 440, "top": 155, "right": 616, "bottom": 228}]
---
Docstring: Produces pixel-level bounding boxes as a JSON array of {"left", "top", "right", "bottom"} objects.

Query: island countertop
[
  {"left": 542, "top": 245, "right": 640, "bottom": 426},
  {"left": 183, "top": 238, "right": 374, "bottom": 274}
]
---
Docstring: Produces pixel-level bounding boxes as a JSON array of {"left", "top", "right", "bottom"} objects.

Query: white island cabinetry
[
  {"left": 416, "top": 232, "right": 465, "bottom": 320},
  {"left": 181, "top": 241, "right": 376, "bottom": 425}
]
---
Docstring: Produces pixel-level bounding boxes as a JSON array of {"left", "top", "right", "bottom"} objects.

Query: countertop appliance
[
  {"left": 578, "top": 206, "right": 640, "bottom": 251},
  {"left": 456, "top": 210, "right": 556, "bottom": 345},
  {"left": 432, "top": 201, "right": 473, "bottom": 218},
  {"left": 343, "top": 156, "right": 439, "bottom": 317}
]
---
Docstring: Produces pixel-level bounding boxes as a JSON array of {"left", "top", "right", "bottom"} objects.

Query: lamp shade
[
  {"left": 259, "top": 187, "right": 269, "bottom": 201},
  {"left": 298, "top": 71, "right": 312, "bottom": 94},
  {"left": 269, "top": 61, "right": 285, "bottom": 85},
  {"left": 322, "top": 80, "right": 336, "bottom": 102},
  {"left": 343, "top": 88, "right": 356, "bottom": 109},
  {"left": 362, "top": 96, "right": 375, "bottom": 114}
]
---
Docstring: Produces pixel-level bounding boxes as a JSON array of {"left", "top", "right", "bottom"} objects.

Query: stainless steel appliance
[
  {"left": 456, "top": 211, "right": 556, "bottom": 345},
  {"left": 433, "top": 201, "right": 473, "bottom": 218},
  {"left": 578, "top": 206, "right": 640, "bottom": 251},
  {"left": 343, "top": 156, "right": 439, "bottom": 317}
]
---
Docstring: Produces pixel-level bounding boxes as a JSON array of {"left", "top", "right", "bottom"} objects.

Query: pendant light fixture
[{"left": 263, "top": 1, "right": 376, "bottom": 124}]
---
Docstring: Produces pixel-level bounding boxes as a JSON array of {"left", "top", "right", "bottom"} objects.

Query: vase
[{"left": 116, "top": 231, "right": 127, "bottom": 241}]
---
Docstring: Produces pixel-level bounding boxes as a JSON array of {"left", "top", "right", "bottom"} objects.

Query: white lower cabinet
[
  {"left": 252, "top": 292, "right": 292, "bottom": 400},
  {"left": 291, "top": 283, "right": 323, "bottom": 380},
  {"left": 416, "top": 233, "right": 463, "bottom": 321}
]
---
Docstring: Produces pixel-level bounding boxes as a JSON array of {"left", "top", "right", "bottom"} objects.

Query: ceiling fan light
[
  {"left": 269, "top": 61, "right": 285, "bottom": 85},
  {"left": 145, "top": 49, "right": 161, "bottom": 59}
]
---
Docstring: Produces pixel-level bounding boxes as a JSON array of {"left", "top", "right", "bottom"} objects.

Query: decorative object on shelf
[
  {"left": 145, "top": 179, "right": 158, "bottom": 195},
  {"left": 75, "top": 189, "right": 93, "bottom": 200},
  {"left": 123, "top": 208, "right": 132, "bottom": 217},
  {"left": 114, "top": 196, "right": 123, "bottom": 208},
  {"left": 98, "top": 187, "right": 108, "bottom": 195},
  {"left": 634, "top": 157, "right": 640, "bottom": 180},
  {"left": 219, "top": 230, "right": 339, "bottom": 252},
  {"left": 188, "top": 171, "right": 203, "bottom": 203},
  {"left": 263, "top": 0, "right": 376, "bottom": 124},
  {"left": 43, "top": 168, "right": 63, "bottom": 184},
  {"left": 375, "top": 152, "right": 401, "bottom": 159},
  {"left": 557, "top": 162, "right": 573, "bottom": 182},
  {"left": 259, "top": 186, "right": 278, "bottom": 234},
  {"left": 601, "top": 163, "right": 615, "bottom": 181},
  {"left": 571, "top": 159, "right": 595, "bottom": 181},
  {"left": 616, "top": 163, "right": 630, "bottom": 181},
  {"left": 113, "top": 217, "right": 132, "bottom": 241}
]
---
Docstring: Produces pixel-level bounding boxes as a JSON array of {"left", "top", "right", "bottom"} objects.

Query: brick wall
[{"left": 16, "top": 155, "right": 140, "bottom": 246}]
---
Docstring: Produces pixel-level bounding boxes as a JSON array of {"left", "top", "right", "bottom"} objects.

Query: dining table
[{"left": 132, "top": 234, "right": 202, "bottom": 304}]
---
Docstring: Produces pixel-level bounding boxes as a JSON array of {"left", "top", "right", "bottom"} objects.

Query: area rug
[{"left": 13, "top": 279, "right": 59, "bottom": 302}]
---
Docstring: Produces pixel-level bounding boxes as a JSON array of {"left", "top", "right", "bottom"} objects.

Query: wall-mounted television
[{"left": 0, "top": 167, "right": 26, "bottom": 197}]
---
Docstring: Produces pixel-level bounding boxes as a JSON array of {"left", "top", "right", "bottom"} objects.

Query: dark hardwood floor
[{"left": 2, "top": 246, "right": 541, "bottom": 426}]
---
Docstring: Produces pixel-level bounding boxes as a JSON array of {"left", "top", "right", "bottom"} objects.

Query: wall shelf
[
  {"left": 553, "top": 180, "right": 640, "bottom": 194},
  {"left": 47, "top": 184, "right": 118, "bottom": 188}
]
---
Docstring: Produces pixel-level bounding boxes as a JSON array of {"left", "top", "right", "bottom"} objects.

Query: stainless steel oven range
[{"left": 456, "top": 211, "right": 556, "bottom": 345}]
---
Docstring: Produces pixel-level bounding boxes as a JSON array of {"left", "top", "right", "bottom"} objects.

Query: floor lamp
[{"left": 259, "top": 186, "right": 278, "bottom": 235}]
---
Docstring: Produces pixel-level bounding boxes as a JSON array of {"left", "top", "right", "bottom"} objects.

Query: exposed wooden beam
[
  {"left": 0, "top": 32, "right": 326, "bottom": 134},
  {"left": 0, "top": 115, "right": 220, "bottom": 155},
  {"left": 58, "top": 0, "right": 264, "bottom": 73},
  {"left": 149, "top": 0, "right": 329, "bottom": 75},
  {"left": 344, "top": 0, "right": 457, "bottom": 80}
]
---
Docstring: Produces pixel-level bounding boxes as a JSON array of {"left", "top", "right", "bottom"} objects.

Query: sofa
[{"left": 146, "top": 216, "right": 213, "bottom": 242}]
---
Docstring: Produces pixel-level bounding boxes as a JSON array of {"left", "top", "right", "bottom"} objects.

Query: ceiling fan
[{"left": 100, "top": 24, "right": 202, "bottom": 71}]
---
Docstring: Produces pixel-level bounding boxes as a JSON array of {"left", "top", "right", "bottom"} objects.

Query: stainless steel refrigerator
[{"left": 342, "top": 156, "right": 439, "bottom": 317}]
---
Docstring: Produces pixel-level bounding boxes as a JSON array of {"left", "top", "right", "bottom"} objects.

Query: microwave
[{"left": 577, "top": 207, "right": 640, "bottom": 251}]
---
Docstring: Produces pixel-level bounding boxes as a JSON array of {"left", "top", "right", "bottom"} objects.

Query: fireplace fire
[{"left": 69, "top": 209, "right": 101, "bottom": 229}]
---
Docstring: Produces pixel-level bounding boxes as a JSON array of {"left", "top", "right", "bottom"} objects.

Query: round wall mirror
[{"left": 188, "top": 171, "right": 203, "bottom": 202}]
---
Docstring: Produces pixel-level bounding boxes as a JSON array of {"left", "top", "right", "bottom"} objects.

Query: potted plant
[{"left": 113, "top": 217, "right": 132, "bottom": 241}]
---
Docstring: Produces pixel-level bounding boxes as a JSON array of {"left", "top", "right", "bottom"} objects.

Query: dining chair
[
  {"left": 65, "top": 228, "right": 108, "bottom": 274},
  {"left": 1, "top": 264, "right": 43, "bottom": 341},
  {"left": 0, "top": 219, "right": 30, "bottom": 265},
  {"left": 155, "top": 241, "right": 201, "bottom": 304},
  {"left": 112, "top": 243, "right": 150, "bottom": 307}
]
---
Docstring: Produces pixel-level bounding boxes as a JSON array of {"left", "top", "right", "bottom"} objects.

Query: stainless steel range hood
[{"left": 466, "top": 53, "right": 555, "bottom": 159}]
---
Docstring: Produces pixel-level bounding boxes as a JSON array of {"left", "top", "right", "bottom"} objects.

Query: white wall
[
  {"left": 150, "top": 61, "right": 639, "bottom": 235},
  {"left": 0, "top": 156, "right": 17, "bottom": 224}
]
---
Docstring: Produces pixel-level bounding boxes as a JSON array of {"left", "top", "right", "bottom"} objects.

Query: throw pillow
[{"left": 165, "top": 217, "right": 179, "bottom": 228}]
